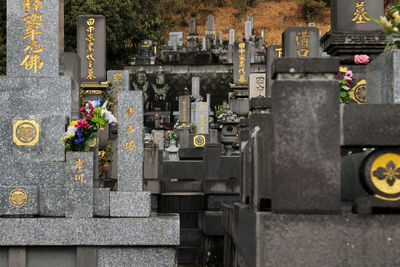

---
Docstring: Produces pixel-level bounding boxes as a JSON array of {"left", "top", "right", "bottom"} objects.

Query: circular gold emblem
[
  {"left": 362, "top": 149, "right": 400, "bottom": 201},
  {"left": 194, "top": 135, "right": 206, "bottom": 147},
  {"left": 13, "top": 120, "right": 39, "bottom": 146},
  {"left": 9, "top": 188, "right": 27, "bottom": 207},
  {"left": 351, "top": 79, "right": 367, "bottom": 104}
]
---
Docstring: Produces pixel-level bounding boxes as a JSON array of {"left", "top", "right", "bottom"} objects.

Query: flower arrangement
[
  {"left": 368, "top": 2, "right": 400, "bottom": 50},
  {"left": 62, "top": 100, "right": 117, "bottom": 151},
  {"left": 166, "top": 130, "right": 177, "bottom": 140},
  {"left": 154, "top": 114, "right": 160, "bottom": 120},
  {"left": 187, "top": 35, "right": 198, "bottom": 41},
  {"left": 337, "top": 67, "right": 357, "bottom": 104}
]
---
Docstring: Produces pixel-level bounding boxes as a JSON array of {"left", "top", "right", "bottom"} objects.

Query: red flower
[
  {"left": 354, "top": 54, "right": 369, "bottom": 65},
  {"left": 77, "top": 119, "right": 89, "bottom": 129}
]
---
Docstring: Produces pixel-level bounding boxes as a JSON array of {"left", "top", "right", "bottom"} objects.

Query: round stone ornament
[{"left": 362, "top": 149, "right": 400, "bottom": 201}]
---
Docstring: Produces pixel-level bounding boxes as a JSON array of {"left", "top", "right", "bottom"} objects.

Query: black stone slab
[
  {"left": 77, "top": 15, "right": 106, "bottom": 82},
  {"left": 282, "top": 27, "right": 320, "bottom": 58},
  {"left": 331, "top": 0, "right": 383, "bottom": 32},
  {"left": 272, "top": 57, "right": 340, "bottom": 77},
  {"left": 266, "top": 45, "right": 282, "bottom": 98},
  {"left": 161, "top": 161, "right": 205, "bottom": 180},
  {"left": 342, "top": 104, "right": 400, "bottom": 146},
  {"left": 272, "top": 80, "right": 341, "bottom": 213}
]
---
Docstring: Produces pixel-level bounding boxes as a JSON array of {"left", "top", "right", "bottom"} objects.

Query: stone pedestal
[{"left": 271, "top": 58, "right": 341, "bottom": 214}]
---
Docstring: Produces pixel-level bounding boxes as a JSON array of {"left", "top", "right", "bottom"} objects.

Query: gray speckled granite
[
  {"left": 0, "top": 186, "right": 38, "bottom": 216},
  {"left": 65, "top": 152, "right": 94, "bottom": 218},
  {"left": 0, "top": 115, "right": 65, "bottom": 163},
  {"left": 117, "top": 91, "right": 144, "bottom": 191},
  {"left": 0, "top": 162, "right": 66, "bottom": 187},
  {"left": 0, "top": 215, "right": 180, "bottom": 245},
  {"left": 38, "top": 187, "right": 66, "bottom": 217},
  {"left": 0, "top": 76, "right": 71, "bottom": 117},
  {"left": 110, "top": 191, "right": 151, "bottom": 218},
  {"left": 94, "top": 188, "right": 110, "bottom": 217},
  {"left": 98, "top": 247, "right": 177, "bottom": 267},
  {"left": 107, "top": 70, "right": 130, "bottom": 92},
  {"left": 7, "top": 0, "right": 59, "bottom": 76}
]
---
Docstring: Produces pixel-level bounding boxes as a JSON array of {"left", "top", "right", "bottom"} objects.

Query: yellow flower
[
  {"left": 339, "top": 67, "right": 348, "bottom": 73},
  {"left": 69, "top": 121, "right": 78, "bottom": 127}
]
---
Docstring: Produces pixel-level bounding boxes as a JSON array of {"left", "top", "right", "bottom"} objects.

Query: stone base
[
  {"left": 225, "top": 204, "right": 400, "bottom": 266},
  {"left": 0, "top": 246, "right": 177, "bottom": 267},
  {"left": 0, "top": 215, "right": 179, "bottom": 246},
  {"left": 354, "top": 195, "right": 400, "bottom": 214},
  {"left": 110, "top": 191, "right": 151, "bottom": 218}
]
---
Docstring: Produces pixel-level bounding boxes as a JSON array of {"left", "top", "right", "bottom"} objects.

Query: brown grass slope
[{"left": 162, "top": 0, "right": 331, "bottom": 46}]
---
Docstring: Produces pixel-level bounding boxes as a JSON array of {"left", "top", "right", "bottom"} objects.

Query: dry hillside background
[{"left": 160, "top": 0, "right": 396, "bottom": 46}]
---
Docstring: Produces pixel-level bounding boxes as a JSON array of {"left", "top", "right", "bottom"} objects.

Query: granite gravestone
[
  {"left": 331, "top": 0, "right": 383, "bottom": 32},
  {"left": 113, "top": 90, "right": 150, "bottom": 217},
  {"left": 195, "top": 102, "right": 209, "bottom": 134},
  {"left": 189, "top": 18, "right": 197, "bottom": 35},
  {"left": 179, "top": 95, "right": 191, "bottom": 123},
  {"left": 245, "top": 21, "right": 252, "bottom": 41},
  {"left": 107, "top": 70, "right": 130, "bottom": 118},
  {"left": 65, "top": 152, "right": 93, "bottom": 218},
  {"left": 7, "top": 0, "right": 60, "bottom": 76},
  {"left": 260, "top": 29, "right": 266, "bottom": 47},
  {"left": 220, "top": 31, "right": 223, "bottom": 45},
  {"left": 169, "top": 32, "right": 183, "bottom": 47},
  {"left": 266, "top": 45, "right": 282, "bottom": 98},
  {"left": 248, "top": 14, "right": 254, "bottom": 30},
  {"left": 152, "top": 130, "right": 164, "bottom": 150},
  {"left": 233, "top": 42, "right": 251, "bottom": 85},
  {"left": 229, "top": 29, "right": 235, "bottom": 45},
  {"left": 202, "top": 37, "right": 207, "bottom": 51},
  {"left": 282, "top": 27, "right": 320, "bottom": 58},
  {"left": 271, "top": 58, "right": 341, "bottom": 213},
  {"left": 63, "top": 52, "right": 81, "bottom": 121},
  {"left": 192, "top": 77, "right": 201, "bottom": 101},
  {"left": 77, "top": 15, "right": 106, "bottom": 83},
  {"left": 206, "top": 15, "right": 215, "bottom": 38},
  {"left": 249, "top": 74, "right": 266, "bottom": 98}
]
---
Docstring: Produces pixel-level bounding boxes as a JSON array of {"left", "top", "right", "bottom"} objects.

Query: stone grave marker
[
  {"left": 77, "top": 15, "right": 106, "bottom": 83},
  {"left": 245, "top": 21, "right": 252, "bottom": 41},
  {"left": 169, "top": 32, "right": 183, "bottom": 47},
  {"left": 331, "top": 0, "right": 383, "bottom": 32},
  {"left": 282, "top": 27, "right": 320, "bottom": 58},
  {"left": 195, "top": 102, "right": 209, "bottom": 134},
  {"left": 107, "top": 70, "right": 130, "bottom": 119},
  {"left": 207, "top": 15, "right": 214, "bottom": 31},
  {"left": 266, "top": 45, "right": 282, "bottom": 98},
  {"left": 260, "top": 29, "right": 266, "bottom": 47},
  {"left": 189, "top": 18, "right": 197, "bottom": 35},
  {"left": 179, "top": 95, "right": 191, "bottom": 123},
  {"left": 202, "top": 36, "right": 207, "bottom": 51},
  {"left": 249, "top": 73, "right": 266, "bottom": 98},
  {"left": 229, "top": 29, "right": 235, "bottom": 45},
  {"left": 248, "top": 14, "right": 254, "bottom": 30},
  {"left": 63, "top": 52, "right": 81, "bottom": 121},
  {"left": 220, "top": 31, "right": 223, "bottom": 45},
  {"left": 113, "top": 90, "right": 150, "bottom": 217},
  {"left": 152, "top": 130, "right": 165, "bottom": 150},
  {"left": 192, "top": 77, "right": 201, "bottom": 101},
  {"left": 233, "top": 42, "right": 251, "bottom": 85},
  {"left": 7, "top": 0, "right": 60, "bottom": 76}
]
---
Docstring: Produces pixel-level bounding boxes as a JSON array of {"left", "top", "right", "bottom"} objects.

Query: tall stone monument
[
  {"left": 0, "top": 1, "right": 179, "bottom": 266},
  {"left": 282, "top": 27, "right": 320, "bottom": 58},
  {"left": 77, "top": 15, "right": 106, "bottom": 83},
  {"left": 233, "top": 42, "right": 251, "bottom": 85}
]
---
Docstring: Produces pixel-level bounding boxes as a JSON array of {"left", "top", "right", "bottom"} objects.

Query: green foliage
[
  {"left": 296, "top": 0, "right": 326, "bottom": 23},
  {"left": 64, "top": 0, "right": 167, "bottom": 69},
  {"left": 215, "top": 105, "right": 225, "bottom": 118}
]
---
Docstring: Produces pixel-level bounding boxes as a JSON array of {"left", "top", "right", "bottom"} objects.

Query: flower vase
[{"left": 165, "top": 139, "right": 179, "bottom": 161}]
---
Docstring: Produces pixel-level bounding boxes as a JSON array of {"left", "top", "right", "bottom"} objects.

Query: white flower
[
  {"left": 102, "top": 108, "right": 117, "bottom": 125},
  {"left": 394, "top": 27, "right": 399, "bottom": 32},
  {"left": 62, "top": 125, "right": 77, "bottom": 141}
]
